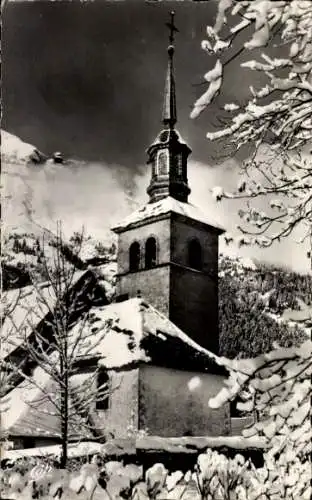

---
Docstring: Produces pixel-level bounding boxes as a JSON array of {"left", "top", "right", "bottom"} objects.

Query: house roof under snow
[
  {"left": 1, "top": 367, "right": 94, "bottom": 439},
  {"left": 2, "top": 282, "right": 58, "bottom": 358},
  {"left": 2, "top": 268, "right": 112, "bottom": 359},
  {"left": 3, "top": 268, "right": 223, "bottom": 373},
  {"left": 111, "top": 196, "right": 225, "bottom": 234}
]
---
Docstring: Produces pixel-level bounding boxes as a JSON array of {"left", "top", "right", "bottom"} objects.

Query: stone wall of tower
[
  {"left": 115, "top": 214, "right": 220, "bottom": 353},
  {"left": 170, "top": 266, "right": 219, "bottom": 354},
  {"left": 169, "top": 217, "right": 219, "bottom": 354},
  {"left": 170, "top": 217, "right": 219, "bottom": 273},
  {"left": 116, "top": 219, "right": 171, "bottom": 274},
  {"left": 116, "top": 218, "right": 171, "bottom": 315},
  {"left": 118, "top": 267, "right": 170, "bottom": 317}
]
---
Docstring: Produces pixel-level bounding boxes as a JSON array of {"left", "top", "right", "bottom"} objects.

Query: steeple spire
[
  {"left": 146, "top": 12, "right": 192, "bottom": 204},
  {"left": 162, "top": 11, "right": 178, "bottom": 129}
]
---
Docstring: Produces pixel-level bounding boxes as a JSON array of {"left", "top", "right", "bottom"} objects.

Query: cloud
[
  {"left": 3, "top": 158, "right": 144, "bottom": 242},
  {"left": 2, "top": 149, "right": 310, "bottom": 274}
]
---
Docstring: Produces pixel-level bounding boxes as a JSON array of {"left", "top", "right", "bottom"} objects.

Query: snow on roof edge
[
  {"left": 136, "top": 434, "right": 266, "bottom": 452},
  {"left": 142, "top": 299, "right": 220, "bottom": 364},
  {"left": 112, "top": 197, "right": 225, "bottom": 233}
]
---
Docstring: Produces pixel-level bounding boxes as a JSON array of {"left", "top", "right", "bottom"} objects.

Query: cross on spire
[
  {"left": 166, "top": 11, "right": 179, "bottom": 45},
  {"left": 146, "top": 11, "right": 192, "bottom": 204}
]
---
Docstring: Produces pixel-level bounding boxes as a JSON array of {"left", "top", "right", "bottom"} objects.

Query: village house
[{"left": 1, "top": 14, "right": 247, "bottom": 452}]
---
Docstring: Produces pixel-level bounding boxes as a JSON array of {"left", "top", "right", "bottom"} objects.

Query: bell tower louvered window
[
  {"left": 129, "top": 242, "right": 140, "bottom": 272},
  {"left": 188, "top": 239, "right": 202, "bottom": 271},
  {"left": 158, "top": 151, "right": 168, "bottom": 176},
  {"left": 145, "top": 237, "right": 157, "bottom": 269},
  {"left": 176, "top": 154, "right": 183, "bottom": 177}
]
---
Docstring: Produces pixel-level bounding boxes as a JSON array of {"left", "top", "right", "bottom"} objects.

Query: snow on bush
[
  {"left": 2, "top": 445, "right": 311, "bottom": 499},
  {"left": 194, "top": 447, "right": 311, "bottom": 499}
]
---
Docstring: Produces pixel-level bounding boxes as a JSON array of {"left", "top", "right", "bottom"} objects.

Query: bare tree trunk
[
  {"left": 60, "top": 351, "right": 69, "bottom": 469},
  {"left": 60, "top": 393, "right": 68, "bottom": 467},
  {"left": 58, "top": 222, "right": 69, "bottom": 469}
]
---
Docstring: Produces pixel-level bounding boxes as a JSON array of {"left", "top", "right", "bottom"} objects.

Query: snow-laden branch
[
  {"left": 209, "top": 340, "right": 312, "bottom": 482},
  {"left": 191, "top": 0, "right": 312, "bottom": 247}
]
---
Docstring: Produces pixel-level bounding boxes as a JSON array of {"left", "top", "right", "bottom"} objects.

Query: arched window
[
  {"left": 188, "top": 239, "right": 202, "bottom": 270},
  {"left": 145, "top": 237, "right": 157, "bottom": 269},
  {"left": 152, "top": 161, "right": 157, "bottom": 177},
  {"left": 158, "top": 151, "right": 168, "bottom": 176},
  {"left": 129, "top": 242, "right": 140, "bottom": 272},
  {"left": 96, "top": 371, "right": 109, "bottom": 410}
]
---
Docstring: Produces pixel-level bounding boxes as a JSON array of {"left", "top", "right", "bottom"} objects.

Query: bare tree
[
  {"left": 0, "top": 288, "right": 27, "bottom": 452},
  {"left": 191, "top": 0, "right": 312, "bottom": 254},
  {"left": 15, "top": 224, "right": 111, "bottom": 468}
]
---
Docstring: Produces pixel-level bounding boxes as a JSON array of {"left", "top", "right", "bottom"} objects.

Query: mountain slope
[
  {"left": 218, "top": 255, "right": 311, "bottom": 359},
  {"left": 2, "top": 231, "right": 117, "bottom": 291},
  {"left": 1, "top": 130, "right": 47, "bottom": 164}
]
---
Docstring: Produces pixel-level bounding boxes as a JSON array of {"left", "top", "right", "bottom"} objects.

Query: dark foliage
[{"left": 218, "top": 258, "right": 310, "bottom": 359}]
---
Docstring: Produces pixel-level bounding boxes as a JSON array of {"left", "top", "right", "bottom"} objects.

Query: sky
[{"left": 2, "top": 1, "right": 311, "bottom": 274}]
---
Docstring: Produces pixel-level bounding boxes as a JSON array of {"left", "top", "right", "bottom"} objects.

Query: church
[
  {"left": 2, "top": 14, "right": 241, "bottom": 451},
  {"left": 112, "top": 11, "right": 224, "bottom": 356}
]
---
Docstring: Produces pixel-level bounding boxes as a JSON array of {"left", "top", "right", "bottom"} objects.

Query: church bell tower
[{"left": 112, "top": 12, "right": 225, "bottom": 354}]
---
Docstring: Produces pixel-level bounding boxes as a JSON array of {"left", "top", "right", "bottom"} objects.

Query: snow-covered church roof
[
  {"left": 112, "top": 196, "right": 225, "bottom": 233},
  {"left": 3, "top": 269, "right": 223, "bottom": 372},
  {"left": 69, "top": 297, "right": 223, "bottom": 373},
  {"left": 3, "top": 253, "right": 224, "bottom": 371}
]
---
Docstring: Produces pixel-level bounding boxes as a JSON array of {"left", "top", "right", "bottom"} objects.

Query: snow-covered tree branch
[
  {"left": 208, "top": 340, "right": 312, "bottom": 498},
  {"left": 191, "top": 0, "right": 312, "bottom": 249}
]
